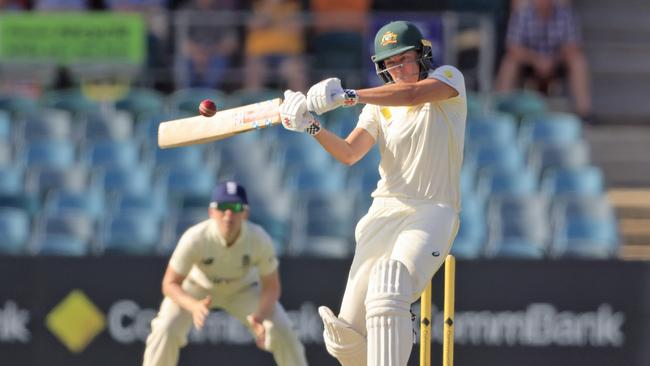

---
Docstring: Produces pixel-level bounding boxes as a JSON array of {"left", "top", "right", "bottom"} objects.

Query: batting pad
[
  {"left": 365, "top": 259, "right": 414, "bottom": 366},
  {"left": 318, "top": 306, "right": 367, "bottom": 366}
]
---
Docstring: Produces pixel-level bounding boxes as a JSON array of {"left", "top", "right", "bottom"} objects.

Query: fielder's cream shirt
[
  {"left": 169, "top": 220, "right": 279, "bottom": 289},
  {"left": 356, "top": 65, "right": 467, "bottom": 212}
]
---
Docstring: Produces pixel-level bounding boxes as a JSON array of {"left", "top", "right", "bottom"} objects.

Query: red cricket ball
[{"left": 199, "top": 99, "right": 217, "bottom": 117}]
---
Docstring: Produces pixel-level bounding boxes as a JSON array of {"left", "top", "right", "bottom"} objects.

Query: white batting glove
[
  {"left": 307, "top": 78, "right": 359, "bottom": 115},
  {"left": 280, "top": 90, "right": 321, "bottom": 135}
]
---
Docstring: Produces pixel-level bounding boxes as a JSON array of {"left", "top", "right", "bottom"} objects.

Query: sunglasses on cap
[{"left": 210, "top": 202, "right": 247, "bottom": 213}]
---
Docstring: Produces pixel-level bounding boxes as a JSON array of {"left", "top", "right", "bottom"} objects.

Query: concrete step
[{"left": 607, "top": 189, "right": 650, "bottom": 260}]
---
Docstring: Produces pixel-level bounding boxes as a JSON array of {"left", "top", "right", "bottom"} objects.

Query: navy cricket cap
[{"left": 210, "top": 181, "right": 248, "bottom": 205}]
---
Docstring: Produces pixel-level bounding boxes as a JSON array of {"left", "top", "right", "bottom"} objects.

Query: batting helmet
[{"left": 371, "top": 21, "right": 434, "bottom": 84}]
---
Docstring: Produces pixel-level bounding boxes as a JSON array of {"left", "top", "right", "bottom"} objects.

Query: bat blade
[{"left": 158, "top": 98, "right": 282, "bottom": 148}]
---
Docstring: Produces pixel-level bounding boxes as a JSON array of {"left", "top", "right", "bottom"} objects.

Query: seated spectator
[
  {"left": 0, "top": 0, "right": 27, "bottom": 9},
  {"left": 496, "top": 0, "right": 592, "bottom": 119},
  {"left": 243, "top": 0, "right": 307, "bottom": 91},
  {"left": 33, "top": 0, "right": 88, "bottom": 10},
  {"left": 310, "top": 0, "right": 371, "bottom": 34},
  {"left": 176, "top": 0, "right": 241, "bottom": 89}
]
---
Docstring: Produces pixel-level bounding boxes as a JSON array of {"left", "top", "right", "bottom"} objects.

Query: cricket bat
[{"left": 158, "top": 98, "right": 282, "bottom": 148}]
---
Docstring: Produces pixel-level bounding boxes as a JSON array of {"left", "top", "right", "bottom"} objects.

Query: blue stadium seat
[
  {"left": 485, "top": 238, "right": 546, "bottom": 259},
  {"left": 470, "top": 143, "right": 525, "bottom": 173},
  {"left": 0, "top": 141, "right": 11, "bottom": 167},
  {"left": 40, "top": 89, "right": 98, "bottom": 116},
  {"left": 528, "top": 140, "right": 590, "bottom": 177},
  {"left": 486, "top": 194, "right": 550, "bottom": 254},
  {"left": 0, "top": 165, "right": 24, "bottom": 195},
  {"left": 286, "top": 165, "right": 347, "bottom": 194},
  {"left": 83, "top": 113, "right": 133, "bottom": 142},
  {"left": 0, "top": 207, "right": 30, "bottom": 255},
  {"left": 552, "top": 215, "right": 619, "bottom": 258},
  {"left": 227, "top": 88, "right": 279, "bottom": 108},
  {"left": 477, "top": 167, "right": 537, "bottom": 199},
  {"left": 21, "top": 140, "right": 76, "bottom": 168},
  {"left": 164, "top": 166, "right": 216, "bottom": 200},
  {"left": 159, "top": 208, "right": 208, "bottom": 254},
  {"left": 113, "top": 191, "right": 169, "bottom": 220},
  {"left": 153, "top": 144, "right": 206, "bottom": 170},
  {"left": 541, "top": 166, "right": 604, "bottom": 198},
  {"left": 95, "top": 164, "right": 154, "bottom": 196},
  {"left": 0, "top": 111, "right": 10, "bottom": 140},
  {"left": 83, "top": 139, "right": 140, "bottom": 168},
  {"left": 19, "top": 115, "right": 73, "bottom": 142},
  {"left": 25, "top": 165, "right": 90, "bottom": 196},
  {"left": 452, "top": 194, "right": 486, "bottom": 259},
  {"left": 519, "top": 112, "right": 582, "bottom": 147},
  {"left": 115, "top": 88, "right": 165, "bottom": 122},
  {"left": 493, "top": 90, "right": 547, "bottom": 119},
  {"left": 44, "top": 188, "right": 105, "bottom": 221},
  {"left": 101, "top": 213, "right": 161, "bottom": 255},
  {"left": 0, "top": 94, "right": 39, "bottom": 117},
  {"left": 465, "top": 112, "right": 517, "bottom": 146},
  {"left": 36, "top": 234, "right": 89, "bottom": 256}
]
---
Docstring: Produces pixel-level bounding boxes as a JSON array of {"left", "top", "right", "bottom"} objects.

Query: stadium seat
[
  {"left": 528, "top": 140, "right": 590, "bottom": 177},
  {"left": 164, "top": 166, "right": 216, "bottom": 200},
  {"left": 286, "top": 165, "right": 347, "bottom": 194},
  {"left": 477, "top": 167, "right": 537, "bottom": 199},
  {"left": 153, "top": 144, "right": 206, "bottom": 170},
  {"left": 452, "top": 193, "right": 486, "bottom": 259},
  {"left": 44, "top": 188, "right": 105, "bottom": 221},
  {"left": 83, "top": 139, "right": 140, "bottom": 168},
  {"left": 0, "top": 165, "right": 24, "bottom": 195},
  {"left": 95, "top": 164, "right": 154, "bottom": 196},
  {"left": 486, "top": 194, "right": 550, "bottom": 254},
  {"left": 115, "top": 88, "right": 165, "bottom": 122},
  {"left": 19, "top": 113, "right": 74, "bottom": 142},
  {"left": 0, "top": 207, "right": 30, "bottom": 255},
  {"left": 33, "top": 211, "right": 95, "bottom": 254},
  {"left": 0, "top": 111, "right": 10, "bottom": 140},
  {"left": 21, "top": 140, "right": 76, "bottom": 168},
  {"left": 113, "top": 191, "right": 169, "bottom": 220},
  {"left": 0, "top": 142, "right": 11, "bottom": 167},
  {"left": 168, "top": 88, "right": 229, "bottom": 114},
  {"left": 36, "top": 234, "right": 89, "bottom": 256},
  {"left": 470, "top": 143, "right": 525, "bottom": 173},
  {"left": 519, "top": 112, "right": 582, "bottom": 147},
  {"left": 0, "top": 94, "right": 39, "bottom": 117},
  {"left": 552, "top": 215, "right": 619, "bottom": 258},
  {"left": 493, "top": 89, "right": 547, "bottom": 119},
  {"left": 83, "top": 112, "right": 134, "bottom": 142},
  {"left": 40, "top": 88, "right": 98, "bottom": 116},
  {"left": 465, "top": 112, "right": 517, "bottom": 146},
  {"left": 101, "top": 213, "right": 161, "bottom": 255},
  {"left": 541, "top": 166, "right": 604, "bottom": 198},
  {"left": 227, "top": 88, "right": 280, "bottom": 108},
  {"left": 159, "top": 208, "right": 208, "bottom": 254},
  {"left": 25, "top": 165, "right": 90, "bottom": 196},
  {"left": 485, "top": 238, "right": 546, "bottom": 259}
]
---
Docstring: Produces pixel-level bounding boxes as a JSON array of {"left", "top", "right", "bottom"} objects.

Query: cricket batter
[
  {"left": 142, "top": 181, "right": 307, "bottom": 366},
  {"left": 279, "top": 20, "right": 466, "bottom": 365}
]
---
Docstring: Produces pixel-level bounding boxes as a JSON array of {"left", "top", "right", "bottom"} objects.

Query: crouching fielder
[
  {"left": 279, "top": 20, "right": 466, "bottom": 366},
  {"left": 142, "top": 181, "right": 307, "bottom": 366}
]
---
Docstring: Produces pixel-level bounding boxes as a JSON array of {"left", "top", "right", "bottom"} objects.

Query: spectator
[
  {"left": 310, "top": 0, "right": 371, "bottom": 34},
  {"left": 175, "top": 0, "right": 241, "bottom": 89},
  {"left": 0, "top": 0, "right": 27, "bottom": 9},
  {"left": 496, "top": 0, "right": 592, "bottom": 119},
  {"left": 33, "top": 0, "right": 88, "bottom": 10},
  {"left": 243, "top": 0, "right": 307, "bottom": 91}
]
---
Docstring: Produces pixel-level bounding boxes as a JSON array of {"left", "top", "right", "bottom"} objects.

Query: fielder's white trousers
[
  {"left": 340, "top": 197, "right": 459, "bottom": 337},
  {"left": 142, "top": 278, "right": 307, "bottom": 366}
]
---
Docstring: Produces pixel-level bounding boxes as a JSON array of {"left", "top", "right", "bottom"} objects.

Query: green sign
[{"left": 0, "top": 13, "right": 145, "bottom": 65}]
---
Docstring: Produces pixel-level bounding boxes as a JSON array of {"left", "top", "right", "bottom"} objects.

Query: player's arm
[
  {"left": 252, "top": 269, "right": 281, "bottom": 321},
  {"left": 162, "top": 265, "right": 212, "bottom": 329},
  {"left": 355, "top": 78, "right": 458, "bottom": 106}
]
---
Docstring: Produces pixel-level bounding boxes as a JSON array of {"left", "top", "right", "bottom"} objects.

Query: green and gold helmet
[{"left": 371, "top": 20, "right": 433, "bottom": 84}]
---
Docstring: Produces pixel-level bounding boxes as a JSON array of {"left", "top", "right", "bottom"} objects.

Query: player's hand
[
  {"left": 191, "top": 295, "right": 212, "bottom": 330},
  {"left": 246, "top": 314, "right": 267, "bottom": 350},
  {"left": 307, "top": 78, "right": 345, "bottom": 115},
  {"left": 280, "top": 90, "right": 316, "bottom": 133}
]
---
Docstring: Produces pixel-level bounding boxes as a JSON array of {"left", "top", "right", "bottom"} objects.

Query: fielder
[
  {"left": 279, "top": 20, "right": 466, "bottom": 365},
  {"left": 142, "top": 181, "right": 307, "bottom": 366}
]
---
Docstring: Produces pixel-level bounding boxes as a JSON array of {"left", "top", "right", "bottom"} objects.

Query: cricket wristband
[{"left": 342, "top": 89, "right": 359, "bottom": 106}]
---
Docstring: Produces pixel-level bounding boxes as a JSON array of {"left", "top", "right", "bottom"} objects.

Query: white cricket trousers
[
  {"left": 142, "top": 279, "right": 307, "bottom": 366},
  {"left": 339, "top": 197, "right": 459, "bottom": 335}
]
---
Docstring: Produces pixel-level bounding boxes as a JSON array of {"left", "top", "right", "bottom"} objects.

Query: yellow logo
[
  {"left": 444, "top": 69, "right": 454, "bottom": 79},
  {"left": 46, "top": 290, "right": 106, "bottom": 353},
  {"left": 381, "top": 31, "right": 398, "bottom": 46}
]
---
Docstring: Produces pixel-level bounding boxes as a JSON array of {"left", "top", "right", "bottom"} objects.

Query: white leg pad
[
  {"left": 365, "top": 259, "right": 414, "bottom": 366},
  {"left": 318, "top": 306, "right": 367, "bottom": 366}
]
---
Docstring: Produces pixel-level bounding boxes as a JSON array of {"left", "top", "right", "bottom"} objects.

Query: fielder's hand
[
  {"left": 280, "top": 90, "right": 321, "bottom": 135},
  {"left": 191, "top": 295, "right": 212, "bottom": 330},
  {"left": 247, "top": 315, "right": 267, "bottom": 350},
  {"left": 307, "top": 77, "right": 358, "bottom": 115}
]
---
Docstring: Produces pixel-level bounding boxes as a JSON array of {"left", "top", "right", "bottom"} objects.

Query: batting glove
[
  {"left": 307, "top": 78, "right": 358, "bottom": 115},
  {"left": 280, "top": 90, "right": 321, "bottom": 135}
]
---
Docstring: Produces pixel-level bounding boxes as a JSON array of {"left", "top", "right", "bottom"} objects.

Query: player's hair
[{"left": 374, "top": 39, "right": 434, "bottom": 84}]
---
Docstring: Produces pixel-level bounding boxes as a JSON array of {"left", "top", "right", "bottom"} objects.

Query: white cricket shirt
[
  {"left": 169, "top": 219, "right": 279, "bottom": 289},
  {"left": 356, "top": 65, "right": 467, "bottom": 212}
]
